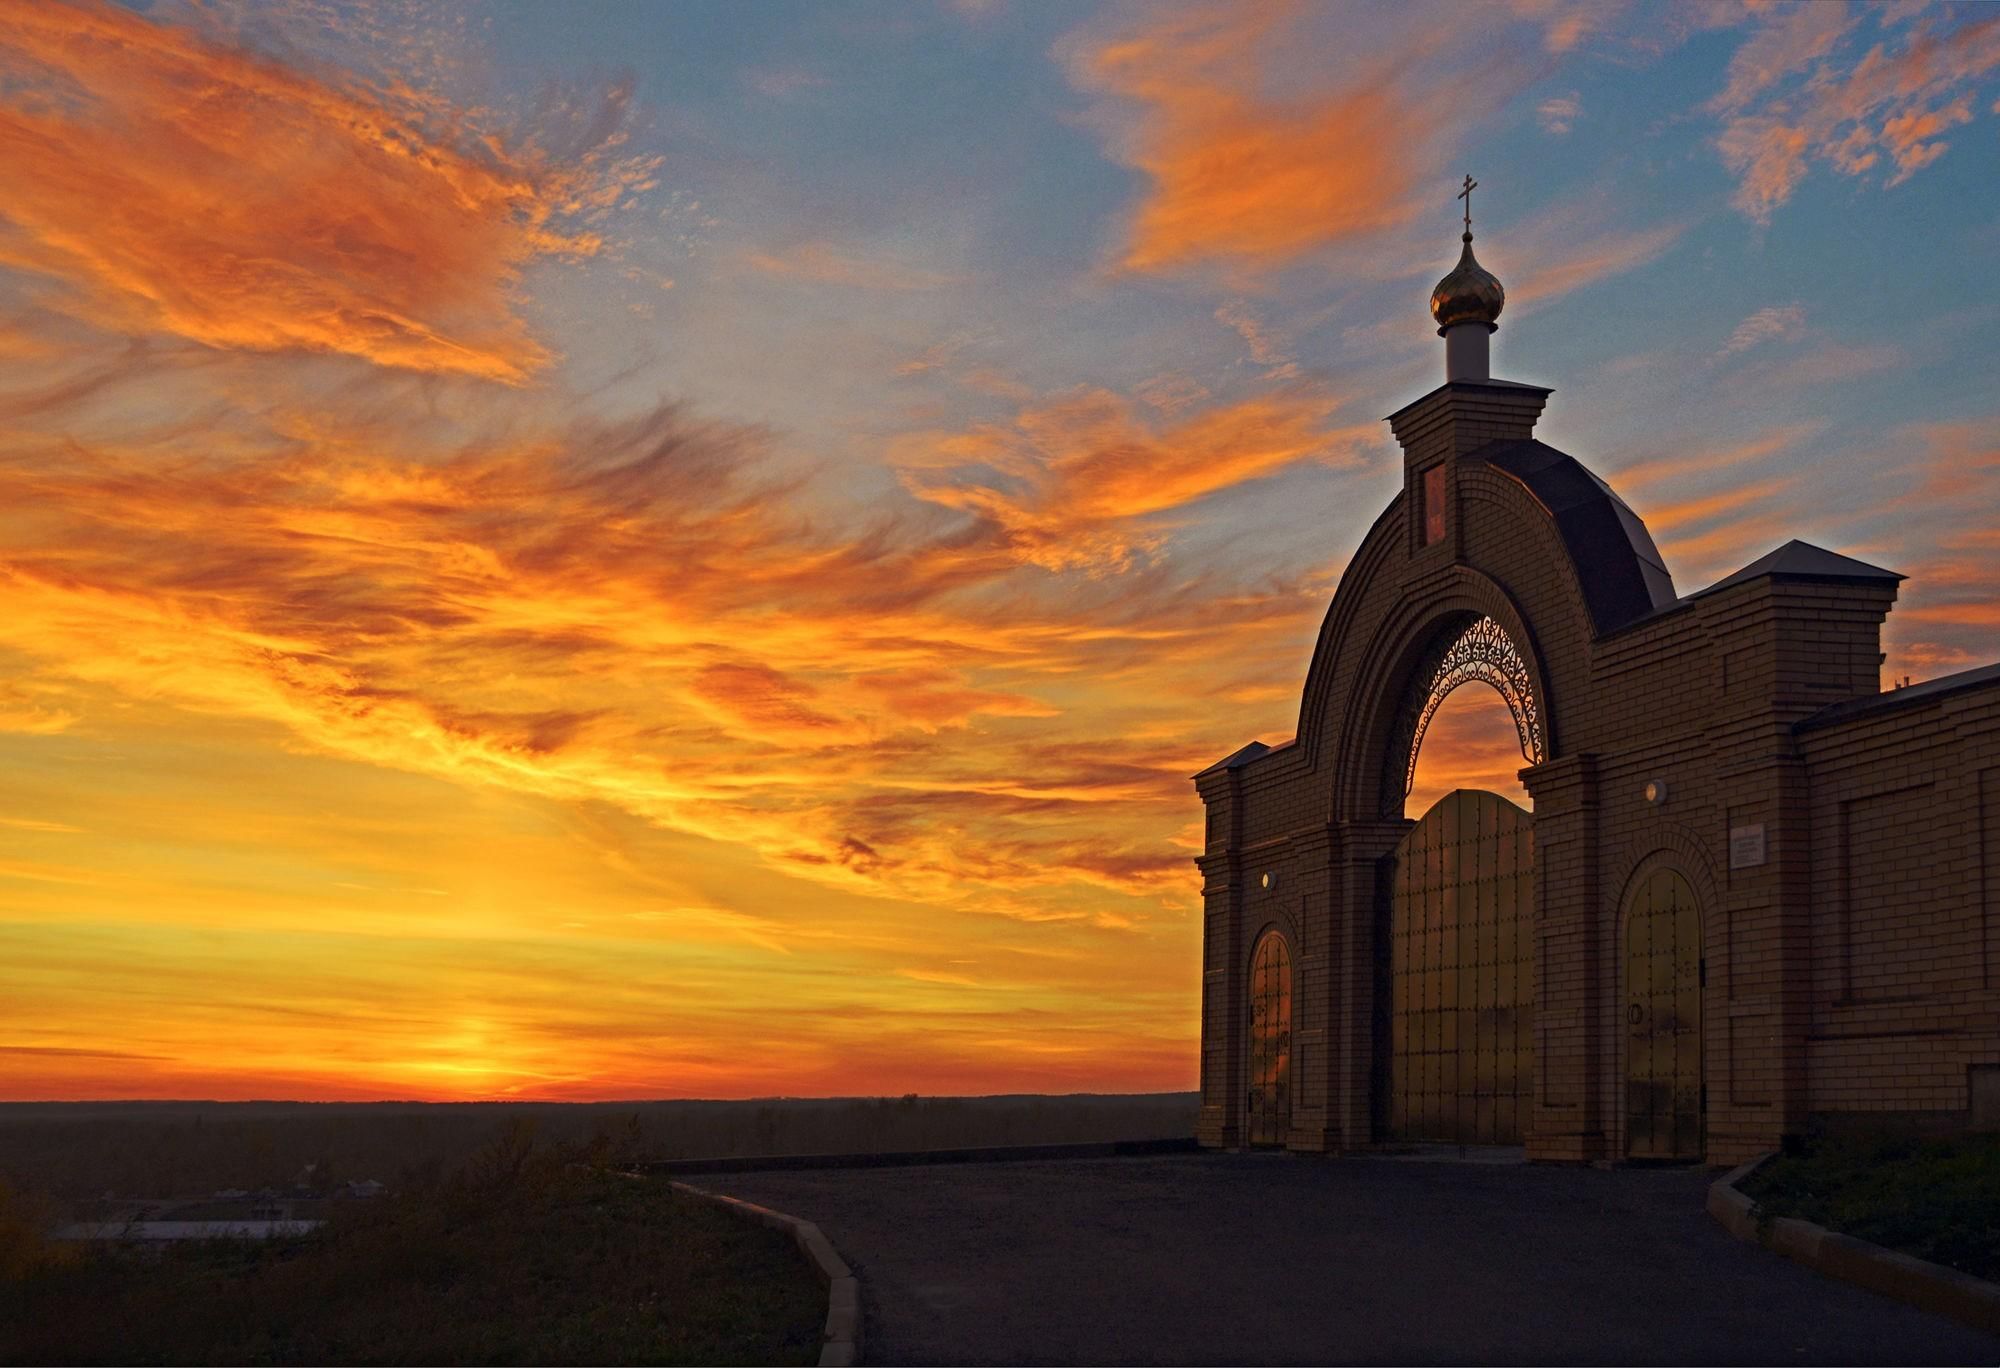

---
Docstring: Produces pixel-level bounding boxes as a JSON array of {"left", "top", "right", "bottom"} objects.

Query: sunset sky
[{"left": 2, "top": 0, "right": 1997, "bottom": 1102}]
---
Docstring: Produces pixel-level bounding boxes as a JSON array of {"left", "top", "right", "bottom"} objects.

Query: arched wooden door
[
  {"left": 1247, "top": 930, "right": 1292, "bottom": 1147},
  {"left": 1625, "top": 869, "right": 1703, "bottom": 1160},
  {"left": 1386, "top": 789, "right": 1534, "bottom": 1144}
]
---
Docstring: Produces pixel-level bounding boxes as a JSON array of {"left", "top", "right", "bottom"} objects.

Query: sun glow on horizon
[{"left": 1, "top": 0, "right": 1997, "bottom": 1102}]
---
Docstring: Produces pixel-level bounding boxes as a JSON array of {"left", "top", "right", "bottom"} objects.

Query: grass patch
[
  {"left": 0, "top": 1128, "right": 822, "bottom": 1365},
  {"left": 1741, "top": 1131, "right": 2000, "bottom": 1282}
]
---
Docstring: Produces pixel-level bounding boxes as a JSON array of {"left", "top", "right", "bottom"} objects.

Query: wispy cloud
[
  {"left": 743, "top": 241, "right": 960, "bottom": 291},
  {"left": 1536, "top": 93, "right": 1582, "bottom": 134},
  {"left": 892, "top": 385, "right": 1367, "bottom": 572},
  {"left": 1707, "top": 1, "right": 1858, "bottom": 114},
  {"left": 0, "top": 369, "right": 1348, "bottom": 940},
  {"left": 1512, "top": 0, "right": 1625, "bottom": 55},
  {"left": 1712, "top": 8, "right": 2000, "bottom": 222},
  {"left": 1715, "top": 303, "right": 1805, "bottom": 357},
  {"left": 0, "top": 1, "right": 658, "bottom": 381},
  {"left": 745, "top": 65, "right": 831, "bottom": 100},
  {"left": 1496, "top": 190, "right": 1689, "bottom": 313},
  {"left": 1729, "top": 341, "right": 1902, "bottom": 390},
  {"left": 1213, "top": 300, "right": 1299, "bottom": 380},
  {"left": 1610, "top": 423, "right": 1825, "bottom": 492},
  {"left": 1874, "top": 418, "right": 2000, "bottom": 679},
  {"left": 1066, "top": 5, "right": 1448, "bottom": 274}
]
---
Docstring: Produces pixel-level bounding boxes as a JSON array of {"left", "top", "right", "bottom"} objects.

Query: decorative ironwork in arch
[{"left": 1381, "top": 614, "right": 1544, "bottom": 815}]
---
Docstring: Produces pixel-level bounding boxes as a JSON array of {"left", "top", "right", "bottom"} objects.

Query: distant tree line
[{"left": 0, "top": 1094, "right": 1199, "bottom": 1207}]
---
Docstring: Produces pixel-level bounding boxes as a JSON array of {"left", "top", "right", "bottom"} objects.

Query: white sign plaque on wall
[{"left": 1729, "top": 823, "right": 1767, "bottom": 870}]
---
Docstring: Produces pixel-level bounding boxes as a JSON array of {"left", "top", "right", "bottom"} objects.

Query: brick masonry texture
[{"left": 1195, "top": 379, "right": 2000, "bottom": 1165}]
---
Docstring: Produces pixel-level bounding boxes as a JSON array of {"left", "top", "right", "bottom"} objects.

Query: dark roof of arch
[
  {"left": 1190, "top": 739, "right": 1273, "bottom": 779},
  {"left": 1695, "top": 539, "right": 1903, "bottom": 596},
  {"left": 1477, "top": 438, "right": 1678, "bottom": 635}
]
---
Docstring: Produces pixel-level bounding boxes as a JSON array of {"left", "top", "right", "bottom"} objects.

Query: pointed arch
[
  {"left": 1382, "top": 614, "right": 1543, "bottom": 814},
  {"left": 1247, "top": 927, "right": 1293, "bottom": 1146}
]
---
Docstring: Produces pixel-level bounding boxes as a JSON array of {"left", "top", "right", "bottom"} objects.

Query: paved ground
[{"left": 709, "top": 1152, "right": 2000, "bottom": 1365}]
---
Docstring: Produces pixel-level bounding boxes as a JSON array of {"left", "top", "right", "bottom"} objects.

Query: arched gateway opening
[
  {"left": 1377, "top": 615, "right": 1542, "bottom": 1145},
  {"left": 1193, "top": 202, "right": 1742, "bottom": 1162},
  {"left": 1386, "top": 790, "right": 1533, "bottom": 1143},
  {"left": 1624, "top": 869, "right": 1703, "bottom": 1160},
  {"left": 1247, "top": 929, "right": 1293, "bottom": 1146}
]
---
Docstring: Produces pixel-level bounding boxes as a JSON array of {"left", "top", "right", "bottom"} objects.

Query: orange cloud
[
  {"left": 690, "top": 662, "right": 854, "bottom": 741},
  {"left": 1505, "top": 222, "right": 1687, "bottom": 313},
  {"left": 1706, "top": 1, "right": 1858, "bottom": 113},
  {"left": 1880, "top": 97, "right": 1972, "bottom": 183},
  {"left": 1643, "top": 476, "right": 1802, "bottom": 535},
  {"left": 894, "top": 386, "right": 1369, "bottom": 572},
  {"left": 1407, "top": 681, "right": 1532, "bottom": 816},
  {"left": 1509, "top": 0, "right": 1624, "bottom": 55},
  {"left": 1876, "top": 420, "right": 2000, "bottom": 681},
  {"left": 1071, "top": 5, "right": 1441, "bottom": 273},
  {"left": 1717, "top": 117, "right": 1812, "bottom": 223},
  {"left": 0, "top": 0, "right": 654, "bottom": 380},
  {"left": 1609, "top": 423, "right": 1822, "bottom": 493},
  {"left": 0, "top": 372, "right": 1348, "bottom": 948},
  {"left": 1714, "top": 10, "right": 2000, "bottom": 222}
]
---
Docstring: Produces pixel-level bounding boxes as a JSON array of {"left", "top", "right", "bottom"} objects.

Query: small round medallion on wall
[
  {"left": 1643, "top": 779, "right": 1669, "bottom": 805},
  {"left": 1260, "top": 872, "right": 1275, "bottom": 891}
]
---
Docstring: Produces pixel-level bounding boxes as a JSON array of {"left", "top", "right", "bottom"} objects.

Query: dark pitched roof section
[
  {"left": 1191, "top": 739, "right": 1272, "bottom": 780},
  {"left": 1796, "top": 660, "right": 2000, "bottom": 733},
  {"left": 1694, "top": 539, "right": 1904, "bottom": 597},
  {"left": 1476, "top": 439, "right": 1678, "bottom": 635}
]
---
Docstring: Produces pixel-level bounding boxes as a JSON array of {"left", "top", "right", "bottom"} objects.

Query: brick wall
[
  {"left": 1797, "top": 681, "right": 2000, "bottom": 1126},
  {"left": 1194, "top": 375, "right": 2000, "bottom": 1165}
]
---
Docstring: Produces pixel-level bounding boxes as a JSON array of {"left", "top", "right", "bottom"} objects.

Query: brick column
[
  {"left": 1696, "top": 574, "right": 1897, "bottom": 1161},
  {"left": 1195, "top": 768, "right": 1246, "bottom": 1148},
  {"left": 1321, "top": 817, "right": 1409, "bottom": 1148},
  {"left": 1522, "top": 752, "right": 1608, "bottom": 1161},
  {"left": 1284, "top": 827, "right": 1338, "bottom": 1152}
]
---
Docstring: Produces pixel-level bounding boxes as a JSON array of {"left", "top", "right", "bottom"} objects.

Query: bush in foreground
[
  {"left": 1743, "top": 1131, "right": 2000, "bottom": 1282},
  {"left": 0, "top": 1129, "right": 822, "bottom": 1365}
]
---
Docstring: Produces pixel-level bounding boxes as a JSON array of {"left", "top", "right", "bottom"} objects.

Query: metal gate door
[
  {"left": 1625, "top": 868, "right": 1703, "bottom": 1160},
  {"left": 1247, "top": 930, "right": 1291, "bottom": 1146},
  {"left": 1387, "top": 789, "right": 1534, "bottom": 1144}
]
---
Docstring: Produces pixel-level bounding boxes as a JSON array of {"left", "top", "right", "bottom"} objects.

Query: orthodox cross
[{"left": 1458, "top": 174, "right": 1477, "bottom": 235}]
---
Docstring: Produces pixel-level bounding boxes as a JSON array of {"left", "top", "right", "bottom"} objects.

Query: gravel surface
[{"left": 709, "top": 1152, "right": 2000, "bottom": 1365}]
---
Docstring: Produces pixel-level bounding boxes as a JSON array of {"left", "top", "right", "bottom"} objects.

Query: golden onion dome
[{"left": 1430, "top": 232, "right": 1504, "bottom": 334}]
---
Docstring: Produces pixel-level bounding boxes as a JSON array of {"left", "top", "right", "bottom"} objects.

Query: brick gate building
[{"left": 1194, "top": 218, "right": 2000, "bottom": 1166}]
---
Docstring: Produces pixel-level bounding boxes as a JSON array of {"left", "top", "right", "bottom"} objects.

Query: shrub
[{"left": 1744, "top": 1131, "right": 2000, "bottom": 1280}]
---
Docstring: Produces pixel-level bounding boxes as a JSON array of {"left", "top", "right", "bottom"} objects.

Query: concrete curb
[
  {"left": 669, "top": 1179, "right": 863, "bottom": 1368},
  {"left": 1708, "top": 1155, "right": 2000, "bottom": 1337}
]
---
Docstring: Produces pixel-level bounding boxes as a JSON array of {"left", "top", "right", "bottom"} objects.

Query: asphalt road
[{"left": 709, "top": 1152, "right": 2000, "bottom": 1365}]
